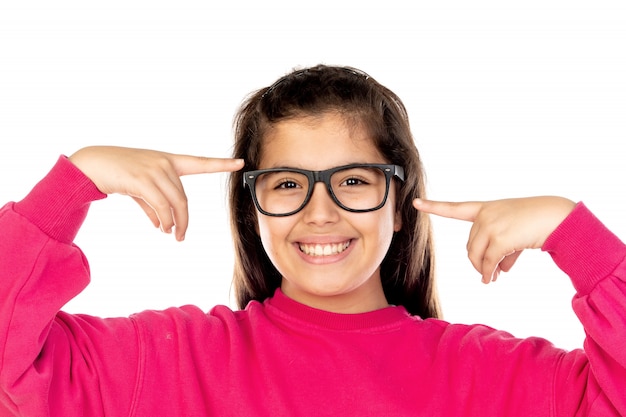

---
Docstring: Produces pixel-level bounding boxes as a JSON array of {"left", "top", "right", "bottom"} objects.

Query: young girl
[{"left": 1, "top": 65, "right": 624, "bottom": 416}]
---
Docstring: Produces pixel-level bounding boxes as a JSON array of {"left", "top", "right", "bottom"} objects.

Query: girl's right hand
[{"left": 69, "top": 146, "right": 244, "bottom": 241}]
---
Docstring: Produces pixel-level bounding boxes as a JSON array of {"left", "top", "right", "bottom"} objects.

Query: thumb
[
  {"left": 498, "top": 251, "right": 523, "bottom": 273},
  {"left": 413, "top": 198, "right": 483, "bottom": 222}
]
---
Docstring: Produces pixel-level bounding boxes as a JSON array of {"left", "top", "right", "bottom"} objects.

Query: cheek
[
  {"left": 359, "top": 209, "right": 398, "bottom": 253},
  {"left": 256, "top": 216, "right": 293, "bottom": 258},
  {"left": 376, "top": 215, "right": 398, "bottom": 248}
]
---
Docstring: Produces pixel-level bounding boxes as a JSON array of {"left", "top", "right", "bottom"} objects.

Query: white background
[{"left": 1, "top": 1, "right": 625, "bottom": 351}]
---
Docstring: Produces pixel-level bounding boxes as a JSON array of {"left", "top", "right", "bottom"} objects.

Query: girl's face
[{"left": 255, "top": 112, "right": 402, "bottom": 313}]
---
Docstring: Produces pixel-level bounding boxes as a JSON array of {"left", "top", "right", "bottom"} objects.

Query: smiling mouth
[{"left": 298, "top": 240, "right": 351, "bottom": 257}]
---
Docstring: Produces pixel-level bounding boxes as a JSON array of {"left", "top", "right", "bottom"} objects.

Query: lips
[{"left": 298, "top": 240, "right": 351, "bottom": 257}]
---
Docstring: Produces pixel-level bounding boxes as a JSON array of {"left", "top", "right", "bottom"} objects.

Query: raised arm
[
  {"left": 415, "top": 196, "right": 626, "bottom": 415},
  {"left": 0, "top": 147, "right": 243, "bottom": 417}
]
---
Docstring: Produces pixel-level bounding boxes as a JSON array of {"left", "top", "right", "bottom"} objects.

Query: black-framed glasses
[{"left": 243, "top": 163, "right": 404, "bottom": 217}]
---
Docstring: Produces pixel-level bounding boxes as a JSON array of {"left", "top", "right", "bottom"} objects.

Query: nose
[{"left": 301, "top": 182, "right": 340, "bottom": 225}]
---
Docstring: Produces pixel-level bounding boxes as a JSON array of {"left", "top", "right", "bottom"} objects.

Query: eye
[
  {"left": 333, "top": 166, "right": 383, "bottom": 188},
  {"left": 341, "top": 177, "right": 368, "bottom": 187},
  {"left": 276, "top": 179, "right": 301, "bottom": 189}
]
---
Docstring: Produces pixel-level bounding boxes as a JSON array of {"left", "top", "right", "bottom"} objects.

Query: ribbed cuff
[
  {"left": 14, "top": 155, "right": 106, "bottom": 244},
  {"left": 542, "top": 202, "right": 626, "bottom": 295}
]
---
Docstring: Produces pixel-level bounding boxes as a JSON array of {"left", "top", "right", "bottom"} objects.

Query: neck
[{"left": 280, "top": 279, "right": 389, "bottom": 314}]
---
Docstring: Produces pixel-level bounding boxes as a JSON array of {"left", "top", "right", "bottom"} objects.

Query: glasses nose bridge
[
  {"left": 309, "top": 169, "right": 335, "bottom": 197},
  {"left": 302, "top": 169, "right": 338, "bottom": 211}
]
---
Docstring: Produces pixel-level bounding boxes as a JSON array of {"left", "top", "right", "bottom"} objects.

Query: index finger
[
  {"left": 171, "top": 155, "right": 245, "bottom": 176},
  {"left": 413, "top": 198, "right": 483, "bottom": 222}
]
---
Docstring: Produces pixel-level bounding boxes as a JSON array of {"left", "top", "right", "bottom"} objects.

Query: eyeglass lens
[{"left": 254, "top": 166, "right": 388, "bottom": 215}]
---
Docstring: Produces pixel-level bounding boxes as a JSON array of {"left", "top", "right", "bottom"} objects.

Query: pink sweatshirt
[{"left": 1, "top": 156, "right": 625, "bottom": 417}]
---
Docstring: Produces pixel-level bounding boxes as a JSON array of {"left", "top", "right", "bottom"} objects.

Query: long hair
[{"left": 228, "top": 65, "right": 441, "bottom": 319}]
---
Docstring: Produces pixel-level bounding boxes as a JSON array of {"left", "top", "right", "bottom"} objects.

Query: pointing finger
[
  {"left": 413, "top": 198, "right": 484, "bottom": 222},
  {"left": 171, "top": 155, "right": 245, "bottom": 177}
]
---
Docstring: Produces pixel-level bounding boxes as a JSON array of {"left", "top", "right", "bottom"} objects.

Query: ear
[
  {"left": 253, "top": 211, "right": 260, "bottom": 235},
  {"left": 393, "top": 209, "right": 402, "bottom": 232}
]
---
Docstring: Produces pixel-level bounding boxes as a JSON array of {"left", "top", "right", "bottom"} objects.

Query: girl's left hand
[{"left": 413, "top": 196, "right": 576, "bottom": 283}]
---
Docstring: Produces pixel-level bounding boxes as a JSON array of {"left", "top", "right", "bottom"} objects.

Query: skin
[
  {"left": 68, "top": 143, "right": 576, "bottom": 311},
  {"left": 69, "top": 146, "right": 244, "bottom": 241},
  {"left": 255, "top": 112, "right": 402, "bottom": 313},
  {"left": 414, "top": 197, "right": 576, "bottom": 284}
]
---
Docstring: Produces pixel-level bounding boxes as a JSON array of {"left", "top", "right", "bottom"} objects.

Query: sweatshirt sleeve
[
  {"left": 542, "top": 202, "right": 626, "bottom": 415},
  {"left": 0, "top": 156, "right": 140, "bottom": 417}
]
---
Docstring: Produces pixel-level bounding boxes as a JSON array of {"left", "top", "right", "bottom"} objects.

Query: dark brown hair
[{"left": 228, "top": 65, "right": 441, "bottom": 319}]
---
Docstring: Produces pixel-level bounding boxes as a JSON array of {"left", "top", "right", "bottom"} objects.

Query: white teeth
[{"left": 299, "top": 241, "right": 350, "bottom": 256}]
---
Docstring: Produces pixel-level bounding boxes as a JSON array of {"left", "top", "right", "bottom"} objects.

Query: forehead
[{"left": 258, "top": 112, "right": 385, "bottom": 170}]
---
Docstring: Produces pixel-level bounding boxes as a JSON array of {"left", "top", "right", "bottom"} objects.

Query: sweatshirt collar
[{"left": 263, "top": 288, "right": 415, "bottom": 331}]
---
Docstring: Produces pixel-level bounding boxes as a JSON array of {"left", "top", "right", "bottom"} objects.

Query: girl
[{"left": 1, "top": 65, "right": 624, "bottom": 416}]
